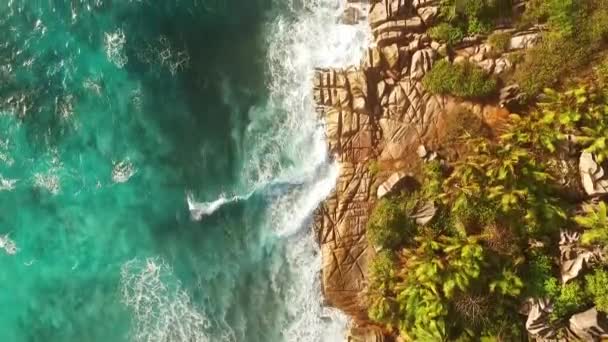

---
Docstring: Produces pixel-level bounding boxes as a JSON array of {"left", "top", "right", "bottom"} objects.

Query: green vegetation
[
  {"left": 586, "top": 269, "right": 608, "bottom": 313},
  {"left": 575, "top": 202, "right": 608, "bottom": 245},
  {"left": 515, "top": 0, "right": 608, "bottom": 97},
  {"left": 365, "top": 78, "right": 608, "bottom": 340},
  {"left": 487, "top": 31, "right": 511, "bottom": 55},
  {"left": 368, "top": 160, "right": 381, "bottom": 178},
  {"left": 545, "top": 278, "right": 591, "bottom": 321},
  {"left": 423, "top": 60, "right": 498, "bottom": 99},
  {"left": 429, "top": 0, "right": 513, "bottom": 46},
  {"left": 367, "top": 194, "right": 418, "bottom": 249},
  {"left": 429, "top": 23, "right": 465, "bottom": 46}
]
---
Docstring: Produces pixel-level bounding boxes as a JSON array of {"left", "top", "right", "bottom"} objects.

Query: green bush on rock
[
  {"left": 423, "top": 60, "right": 498, "bottom": 99},
  {"left": 487, "top": 31, "right": 511, "bottom": 55},
  {"left": 515, "top": 0, "right": 608, "bottom": 98},
  {"left": 367, "top": 195, "right": 417, "bottom": 249},
  {"left": 545, "top": 278, "right": 591, "bottom": 321},
  {"left": 367, "top": 250, "right": 399, "bottom": 324},
  {"left": 575, "top": 202, "right": 608, "bottom": 245},
  {"left": 429, "top": 23, "right": 465, "bottom": 45},
  {"left": 586, "top": 269, "right": 608, "bottom": 313}
]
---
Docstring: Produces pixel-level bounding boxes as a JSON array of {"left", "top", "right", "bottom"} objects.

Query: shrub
[
  {"left": 524, "top": 252, "right": 554, "bottom": 297},
  {"left": 487, "top": 31, "right": 511, "bottom": 55},
  {"left": 515, "top": 0, "right": 608, "bottom": 98},
  {"left": 367, "top": 251, "right": 398, "bottom": 323},
  {"left": 595, "top": 57, "right": 608, "bottom": 86},
  {"left": 423, "top": 60, "right": 498, "bottom": 99},
  {"left": 437, "top": 0, "right": 512, "bottom": 36},
  {"left": 514, "top": 37, "right": 587, "bottom": 98},
  {"left": 367, "top": 195, "right": 417, "bottom": 249},
  {"left": 368, "top": 160, "right": 381, "bottom": 178},
  {"left": 574, "top": 202, "right": 608, "bottom": 245},
  {"left": 396, "top": 236, "right": 484, "bottom": 340},
  {"left": 586, "top": 269, "right": 608, "bottom": 313},
  {"left": 429, "top": 23, "right": 465, "bottom": 45},
  {"left": 544, "top": 278, "right": 591, "bottom": 321}
]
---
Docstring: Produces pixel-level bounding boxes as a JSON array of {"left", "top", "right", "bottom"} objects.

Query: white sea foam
[
  {"left": 0, "top": 234, "right": 18, "bottom": 255},
  {"left": 105, "top": 28, "right": 128, "bottom": 68},
  {"left": 186, "top": 191, "right": 253, "bottom": 221},
  {"left": 120, "top": 257, "right": 212, "bottom": 342}
]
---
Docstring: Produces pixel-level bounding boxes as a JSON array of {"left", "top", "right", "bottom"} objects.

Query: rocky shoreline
[{"left": 312, "top": 0, "right": 541, "bottom": 338}]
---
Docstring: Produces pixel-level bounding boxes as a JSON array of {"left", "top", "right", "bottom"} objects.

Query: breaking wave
[
  {"left": 120, "top": 258, "right": 212, "bottom": 342},
  {"left": 186, "top": 192, "right": 253, "bottom": 221}
]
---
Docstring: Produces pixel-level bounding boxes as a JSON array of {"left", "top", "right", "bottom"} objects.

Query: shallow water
[{"left": 0, "top": 1, "right": 369, "bottom": 341}]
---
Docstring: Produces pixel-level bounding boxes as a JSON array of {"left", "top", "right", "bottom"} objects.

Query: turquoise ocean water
[{"left": 0, "top": 1, "right": 368, "bottom": 341}]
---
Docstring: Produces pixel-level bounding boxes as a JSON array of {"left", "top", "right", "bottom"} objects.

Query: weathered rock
[
  {"left": 478, "top": 58, "right": 495, "bottom": 73},
  {"left": 510, "top": 31, "right": 541, "bottom": 50},
  {"left": 341, "top": 4, "right": 367, "bottom": 25},
  {"left": 525, "top": 298, "right": 558, "bottom": 340},
  {"left": 417, "top": 6, "right": 438, "bottom": 25},
  {"left": 369, "top": 0, "right": 410, "bottom": 28},
  {"left": 494, "top": 56, "right": 513, "bottom": 75},
  {"left": 348, "top": 326, "right": 385, "bottom": 342},
  {"left": 499, "top": 84, "right": 524, "bottom": 108},
  {"left": 347, "top": 69, "right": 369, "bottom": 113},
  {"left": 312, "top": 0, "right": 544, "bottom": 329},
  {"left": 416, "top": 144, "right": 427, "bottom": 158},
  {"left": 377, "top": 171, "right": 412, "bottom": 198},
  {"left": 579, "top": 152, "right": 608, "bottom": 196},
  {"left": 412, "top": 201, "right": 437, "bottom": 225},
  {"left": 560, "top": 230, "right": 603, "bottom": 283},
  {"left": 381, "top": 44, "right": 400, "bottom": 69},
  {"left": 363, "top": 47, "right": 383, "bottom": 70},
  {"left": 410, "top": 48, "right": 435, "bottom": 79},
  {"left": 567, "top": 307, "right": 608, "bottom": 341}
]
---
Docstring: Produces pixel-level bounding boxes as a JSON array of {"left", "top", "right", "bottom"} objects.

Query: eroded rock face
[
  {"left": 559, "top": 230, "right": 603, "bottom": 283},
  {"left": 580, "top": 152, "right": 608, "bottom": 196},
  {"left": 567, "top": 307, "right": 608, "bottom": 341},
  {"left": 525, "top": 298, "right": 558, "bottom": 341},
  {"left": 348, "top": 326, "right": 385, "bottom": 342}
]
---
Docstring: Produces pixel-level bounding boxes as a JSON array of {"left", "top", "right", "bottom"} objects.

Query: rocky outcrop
[
  {"left": 314, "top": 0, "right": 537, "bottom": 328},
  {"left": 347, "top": 326, "right": 385, "bottom": 342},
  {"left": 567, "top": 308, "right": 608, "bottom": 341},
  {"left": 559, "top": 230, "right": 603, "bottom": 283},
  {"left": 580, "top": 152, "right": 608, "bottom": 197}
]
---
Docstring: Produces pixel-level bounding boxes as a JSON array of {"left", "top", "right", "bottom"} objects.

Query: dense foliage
[
  {"left": 430, "top": 0, "right": 513, "bottom": 45},
  {"left": 423, "top": 60, "right": 498, "bottom": 99},
  {"left": 365, "top": 78, "right": 608, "bottom": 340},
  {"left": 515, "top": 0, "right": 608, "bottom": 97}
]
